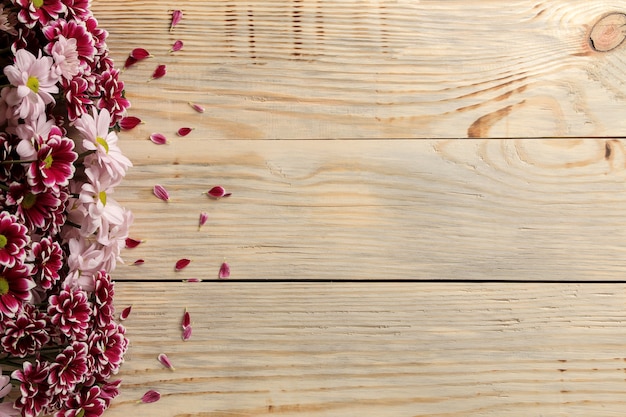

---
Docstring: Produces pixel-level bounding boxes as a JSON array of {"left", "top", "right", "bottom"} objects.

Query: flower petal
[
  {"left": 125, "top": 238, "right": 143, "bottom": 248},
  {"left": 120, "top": 306, "right": 132, "bottom": 321},
  {"left": 218, "top": 262, "right": 231, "bottom": 279},
  {"left": 198, "top": 212, "right": 208, "bottom": 230},
  {"left": 120, "top": 116, "right": 142, "bottom": 130},
  {"left": 188, "top": 102, "right": 205, "bottom": 113},
  {"left": 207, "top": 186, "right": 231, "bottom": 199},
  {"left": 141, "top": 390, "right": 161, "bottom": 403},
  {"left": 182, "top": 309, "right": 191, "bottom": 329},
  {"left": 149, "top": 133, "right": 168, "bottom": 145},
  {"left": 124, "top": 56, "right": 138, "bottom": 69},
  {"left": 153, "top": 184, "right": 170, "bottom": 202},
  {"left": 150, "top": 64, "right": 167, "bottom": 81},
  {"left": 130, "top": 48, "right": 152, "bottom": 60},
  {"left": 133, "top": 259, "right": 145, "bottom": 266},
  {"left": 157, "top": 353, "right": 175, "bottom": 370},
  {"left": 170, "top": 10, "right": 183, "bottom": 31},
  {"left": 171, "top": 40, "right": 184, "bottom": 52},
  {"left": 175, "top": 258, "right": 191, "bottom": 271},
  {"left": 176, "top": 127, "right": 193, "bottom": 137},
  {"left": 182, "top": 326, "right": 192, "bottom": 341},
  {"left": 183, "top": 278, "right": 202, "bottom": 283}
]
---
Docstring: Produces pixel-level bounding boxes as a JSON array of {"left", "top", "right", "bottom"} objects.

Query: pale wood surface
[
  {"left": 83, "top": 1, "right": 626, "bottom": 415},
  {"left": 106, "top": 282, "right": 626, "bottom": 417},
  {"left": 92, "top": 0, "right": 626, "bottom": 139}
]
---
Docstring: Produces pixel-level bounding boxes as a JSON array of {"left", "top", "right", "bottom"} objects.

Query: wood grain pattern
[
  {"left": 91, "top": 0, "right": 626, "bottom": 139},
  {"left": 115, "top": 138, "right": 626, "bottom": 282},
  {"left": 105, "top": 282, "right": 626, "bottom": 417}
]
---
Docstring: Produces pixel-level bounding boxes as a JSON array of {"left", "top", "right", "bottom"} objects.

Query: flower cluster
[{"left": 0, "top": 1, "right": 132, "bottom": 416}]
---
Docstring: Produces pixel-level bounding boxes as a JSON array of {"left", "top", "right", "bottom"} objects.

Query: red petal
[
  {"left": 183, "top": 278, "right": 202, "bottom": 283},
  {"left": 170, "top": 9, "right": 183, "bottom": 31},
  {"left": 141, "top": 390, "right": 161, "bottom": 403},
  {"left": 207, "top": 186, "right": 231, "bottom": 199},
  {"left": 218, "top": 262, "right": 231, "bottom": 279},
  {"left": 188, "top": 102, "right": 205, "bottom": 113},
  {"left": 125, "top": 238, "right": 143, "bottom": 248},
  {"left": 198, "top": 212, "right": 208, "bottom": 230},
  {"left": 175, "top": 258, "right": 191, "bottom": 271},
  {"left": 130, "top": 48, "right": 152, "bottom": 60},
  {"left": 120, "top": 116, "right": 142, "bottom": 130},
  {"left": 149, "top": 133, "right": 168, "bottom": 145},
  {"left": 171, "top": 40, "right": 184, "bottom": 52},
  {"left": 132, "top": 259, "right": 145, "bottom": 266},
  {"left": 150, "top": 64, "right": 167, "bottom": 80},
  {"left": 182, "top": 309, "right": 191, "bottom": 329},
  {"left": 157, "top": 353, "right": 175, "bottom": 370},
  {"left": 124, "top": 56, "right": 138, "bottom": 69},
  {"left": 120, "top": 306, "right": 132, "bottom": 321},
  {"left": 182, "top": 326, "right": 192, "bottom": 341},
  {"left": 153, "top": 184, "right": 170, "bottom": 201},
  {"left": 176, "top": 127, "right": 193, "bottom": 137}
]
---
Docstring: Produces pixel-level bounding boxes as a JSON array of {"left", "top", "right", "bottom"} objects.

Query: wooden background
[{"left": 91, "top": 1, "right": 626, "bottom": 415}]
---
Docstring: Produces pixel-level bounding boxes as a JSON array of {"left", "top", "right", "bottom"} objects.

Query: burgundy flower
[
  {"left": 55, "top": 385, "right": 106, "bottom": 417},
  {"left": 0, "top": 262, "right": 34, "bottom": 317},
  {"left": 7, "top": 182, "right": 64, "bottom": 233},
  {"left": 95, "top": 69, "right": 130, "bottom": 124},
  {"left": 0, "top": 211, "right": 29, "bottom": 268},
  {"left": 87, "top": 323, "right": 128, "bottom": 381},
  {"left": 100, "top": 379, "right": 121, "bottom": 408},
  {"left": 48, "top": 341, "right": 90, "bottom": 396},
  {"left": 93, "top": 270, "right": 114, "bottom": 328},
  {"left": 62, "top": 0, "right": 91, "bottom": 20},
  {"left": 42, "top": 18, "right": 96, "bottom": 63},
  {"left": 27, "top": 134, "right": 77, "bottom": 192},
  {"left": 31, "top": 236, "right": 64, "bottom": 290},
  {"left": 63, "top": 76, "right": 91, "bottom": 121},
  {"left": 14, "top": 0, "right": 67, "bottom": 28},
  {"left": 48, "top": 285, "right": 91, "bottom": 340},
  {"left": 12, "top": 359, "right": 52, "bottom": 417},
  {"left": 1, "top": 303, "right": 50, "bottom": 357}
]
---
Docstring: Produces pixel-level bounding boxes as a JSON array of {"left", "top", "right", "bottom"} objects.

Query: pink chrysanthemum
[
  {"left": 43, "top": 18, "right": 96, "bottom": 65},
  {"left": 1, "top": 303, "right": 50, "bottom": 358},
  {"left": 0, "top": 263, "right": 34, "bottom": 318},
  {"left": 47, "top": 285, "right": 91, "bottom": 340},
  {"left": 2, "top": 49, "right": 59, "bottom": 122},
  {"left": 47, "top": 341, "right": 89, "bottom": 396},
  {"left": 0, "top": 211, "right": 29, "bottom": 268},
  {"left": 12, "top": 359, "right": 52, "bottom": 417},
  {"left": 49, "top": 35, "right": 81, "bottom": 80},
  {"left": 14, "top": 0, "right": 67, "bottom": 29}
]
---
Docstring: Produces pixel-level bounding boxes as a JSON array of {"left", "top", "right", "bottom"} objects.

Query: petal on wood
[
  {"left": 188, "top": 102, "right": 205, "bottom": 113},
  {"left": 170, "top": 9, "right": 183, "bottom": 31},
  {"left": 153, "top": 184, "right": 170, "bottom": 202},
  {"left": 149, "top": 133, "right": 168, "bottom": 145},
  {"left": 150, "top": 64, "right": 167, "bottom": 81},
  {"left": 132, "top": 259, "right": 145, "bottom": 266},
  {"left": 125, "top": 238, "right": 143, "bottom": 248},
  {"left": 176, "top": 127, "right": 193, "bottom": 137},
  {"left": 207, "top": 186, "right": 231, "bottom": 199},
  {"left": 120, "top": 116, "right": 142, "bottom": 130},
  {"left": 140, "top": 390, "right": 161, "bottom": 403},
  {"left": 130, "top": 47, "right": 152, "bottom": 60},
  {"left": 157, "top": 353, "right": 175, "bottom": 370},
  {"left": 170, "top": 40, "right": 184, "bottom": 52},
  {"left": 175, "top": 258, "right": 191, "bottom": 271},
  {"left": 218, "top": 262, "right": 231, "bottom": 279},
  {"left": 120, "top": 306, "right": 132, "bottom": 321}
]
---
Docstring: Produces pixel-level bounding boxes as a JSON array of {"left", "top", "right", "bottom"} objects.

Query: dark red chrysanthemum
[
  {"left": 1, "top": 303, "right": 50, "bottom": 357},
  {"left": 87, "top": 323, "right": 128, "bottom": 381},
  {"left": 48, "top": 341, "right": 90, "bottom": 396},
  {"left": 0, "top": 262, "right": 34, "bottom": 318},
  {"left": 93, "top": 270, "right": 114, "bottom": 328},
  {"left": 59, "top": 385, "right": 107, "bottom": 417},
  {"left": 14, "top": 0, "right": 66, "bottom": 28},
  {"left": 0, "top": 211, "right": 29, "bottom": 268},
  {"left": 27, "top": 134, "right": 77, "bottom": 192},
  {"left": 95, "top": 69, "right": 130, "bottom": 125},
  {"left": 31, "top": 237, "right": 64, "bottom": 290},
  {"left": 42, "top": 18, "right": 96, "bottom": 63},
  {"left": 47, "top": 285, "right": 91, "bottom": 340},
  {"left": 6, "top": 182, "right": 64, "bottom": 233},
  {"left": 12, "top": 359, "right": 52, "bottom": 417},
  {"left": 63, "top": 76, "right": 91, "bottom": 121}
]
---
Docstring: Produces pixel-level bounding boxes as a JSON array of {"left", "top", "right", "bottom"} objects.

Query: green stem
[{"left": 0, "top": 159, "right": 37, "bottom": 165}]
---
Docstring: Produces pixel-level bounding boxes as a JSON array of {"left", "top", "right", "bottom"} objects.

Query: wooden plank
[
  {"left": 92, "top": 0, "right": 626, "bottom": 138},
  {"left": 115, "top": 138, "right": 626, "bottom": 282},
  {"left": 106, "top": 281, "right": 626, "bottom": 416}
]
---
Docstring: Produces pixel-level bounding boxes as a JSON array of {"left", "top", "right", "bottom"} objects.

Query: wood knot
[{"left": 589, "top": 12, "right": 626, "bottom": 52}]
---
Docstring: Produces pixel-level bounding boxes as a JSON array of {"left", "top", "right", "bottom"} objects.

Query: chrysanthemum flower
[
  {"left": 31, "top": 236, "right": 64, "bottom": 290},
  {"left": 6, "top": 182, "right": 64, "bottom": 233},
  {"left": 47, "top": 285, "right": 91, "bottom": 340},
  {"left": 95, "top": 69, "right": 130, "bottom": 124},
  {"left": 0, "top": 304, "right": 50, "bottom": 358},
  {"left": 49, "top": 35, "right": 81, "bottom": 80},
  {"left": 11, "top": 359, "right": 52, "bottom": 417},
  {"left": 63, "top": 76, "right": 91, "bottom": 121},
  {"left": 14, "top": 0, "right": 67, "bottom": 28},
  {"left": 27, "top": 133, "right": 77, "bottom": 193},
  {"left": 2, "top": 49, "right": 59, "bottom": 122},
  {"left": 47, "top": 341, "right": 89, "bottom": 396},
  {"left": 0, "top": 4, "right": 18, "bottom": 36},
  {"left": 87, "top": 323, "right": 128, "bottom": 381},
  {"left": 0, "top": 211, "right": 29, "bottom": 268},
  {"left": 43, "top": 18, "right": 96, "bottom": 65},
  {"left": 0, "top": 263, "right": 34, "bottom": 318}
]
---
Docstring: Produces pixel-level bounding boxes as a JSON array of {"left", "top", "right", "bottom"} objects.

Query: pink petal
[
  {"left": 207, "top": 186, "right": 231, "bottom": 199},
  {"left": 188, "top": 102, "right": 205, "bottom": 113},
  {"left": 150, "top": 64, "right": 167, "bottom": 81},
  {"left": 130, "top": 48, "right": 152, "bottom": 60},
  {"left": 175, "top": 258, "right": 191, "bottom": 271},
  {"left": 125, "top": 238, "right": 143, "bottom": 248},
  {"left": 182, "top": 326, "right": 192, "bottom": 341},
  {"left": 149, "top": 133, "right": 168, "bottom": 145},
  {"left": 120, "top": 116, "right": 142, "bottom": 130},
  {"left": 183, "top": 278, "right": 202, "bottom": 283},
  {"left": 133, "top": 259, "right": 145, "bottom": 266},
  {"left": 124, "top": 56, "right": 138, "bottom": 69},
  {"left": 182, "top": 309, "right": 191, "bottom": 329},
  {"left": 153, "top": 184, "right": 170, "bottom": 202},
  {"left": 198, "top": 212, "right": 208, "bottom": 230},
  {"left": 218, "top": 262, "right": 231, "bottom": 279},
  {"left": 120, "top": 306, "right": 132, "bottom": 321},
  {"left": 170, "top": 40, "right": 184, "bottom": 52},
  {"left": 170, "top": 10, "right": 183, "bottom": 31},
  {"left": 141, "top": 390, "right": 161, "bottom": 403},
  {"left": 176, "top": 127, "right": 193, "bottom": 137},
  {"left": 157, "top": 353, "right": 175, "bottom": 370}
]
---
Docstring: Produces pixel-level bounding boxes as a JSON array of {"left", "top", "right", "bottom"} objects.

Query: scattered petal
[
  {"left": 175, "top": 258, "right": 191, "bottom": 271},
  {"left": 182, "top": 309, "right": 191, "bottom": 329},
  {"left": 149, "top": 64, "right": 167, "bottom": 81},
  {"left": 125, "top": 238, "right": 143, "bottom": 248},
  {"left": 140, "top": 390, "right": 161, "bottom": 403},
  {"left": 218, "top": 261, "right": 231, "bottom": 279},
  {"left": 182, "top": 326, "right": 192, "bottom": 341},
  {"left": 157, "top": 353, "right": 175, "bottom": 370},
  {"left": 188, "top": 102, "right": 205, "bottom": 113},
  {"left": 170, "top": 40, "right": 184, "bottom": 52},
  {"left": 149, "top": 132, "right": 168, "bottom": 145},
  {"left": 176, "top": 127, "right": 193, "bottom": 137},
  {"left": 198, "top": 212, "right": 208, "bottom": 230},
  {"left": 153, "top": 184, "right": 170, "bottom": 202},
  {"left": 124, "top": 56, "right": 138, "bottom": 69},
  {"left": 170, "top": 9, "right": 183, "bottom": 31},
  {"left": 183, "top": 278, "right": 202, "bottom": 283},
  {"left": 130, "top": 47, "right": 152, "bottom": 60},
  {"left": 120, "top": 306, "right": 132, "bottom": 321},
  {"left": 132, "top": 259, "right": 145, "bottom": 266},
  {"left": 207, "top": 186, "right": 231, "bottom": 199},
  {"left": 120, "top": 116, "right": 143, "bottom": 130}
]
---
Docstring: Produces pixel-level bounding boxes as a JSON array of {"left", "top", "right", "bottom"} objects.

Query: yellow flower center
[
  {"left": 27, "top": 76, "right": 39, "bottom": 94},
  {"left": 0, "top": 235, "right": 6, "bottom": 249},
  {"left": 96, "top": 137, "right": 109, "bottom": 153},
  {"left": 99, "top": 191, "right": 107, "bottom": 206},
  {"left": 33, "top": 0, "right": 44, "bottom": 7},
  {"left": 0, "top": 276, "right": 8, "bottom": 296},
  {"left": 76, "top": 409, "right": 85, "bottom": 417},
  {"left": 44, "top": 154, "right": 53, "bottom": 169},
  {"left": 22, "top": 193, "right": 36, "bottom": 209}
]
